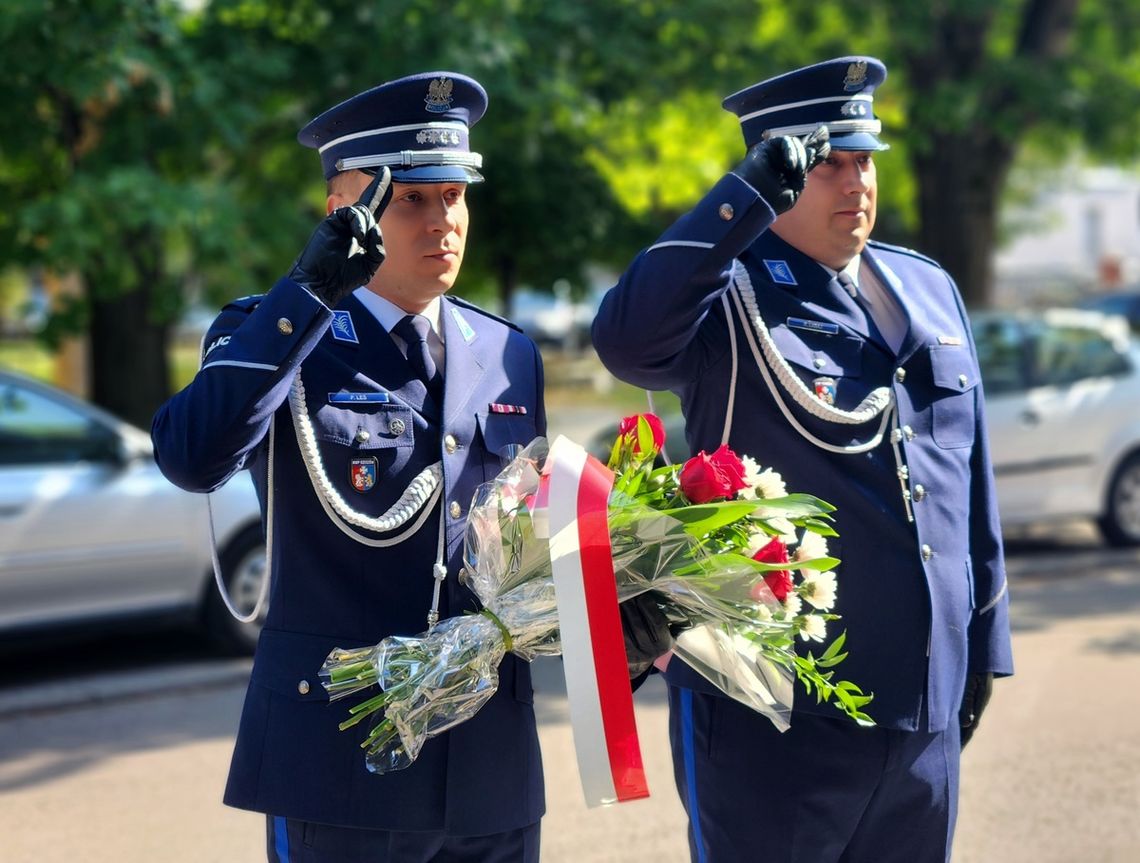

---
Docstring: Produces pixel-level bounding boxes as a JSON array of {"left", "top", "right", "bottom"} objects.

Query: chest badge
[
  {"left": 813, "top": 376, "right": 837, "bottom": 405},
  {"left": 350, "top": 456, "right": 378, "bottom": 493}
]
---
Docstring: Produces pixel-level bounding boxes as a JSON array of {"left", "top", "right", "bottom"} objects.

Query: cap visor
[
  {"left": 388, "top": 165, "right": 484, "bottom": 184},
  {"left": 827, "top": 131, "right": 890, "bottom": 152}
]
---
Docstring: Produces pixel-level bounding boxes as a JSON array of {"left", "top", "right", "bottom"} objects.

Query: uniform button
[
  {"left": 277, "top": 317, "right": 294, "bottom": 335},
  {"left": 297, "top": 680, "right": 310, "bottom": 695},
  {"left": 449, "top": 500, "right": 462, "bottom": 518},
  {"left": 903, "top": 425, "right": 916, "bottom": 441},
  {"left": 444, "top": 433, "right": 458, "bottom": 454},
  {"left": 913, "top": 483, "right": 926, "bottom": 502},
  {"left": 718, "top": 203, "right": 735, "bottom": 221},
  {"left": 388, "top": 418, "right": 406, "bottom": 436},
  {"left": 813, "top": 357, "right": 826, "bottom": 369},
  {"left": 458, "top": 565, "right": 470, "bottom": 585},
  {"left": 958, "top": 373, "right": 968, "bottom": 388},
  {"left": 895, "top": 367, "right": 907, "bottom": 383},
  {"left": 921, "top": 544, "right": 933, "bottom": 562},
  {"left": 355, "top": 427, "right": 371, "bottom": 443}
]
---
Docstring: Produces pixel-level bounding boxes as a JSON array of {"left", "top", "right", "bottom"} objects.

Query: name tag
[
  {"left": 787, "top": 317, "right": 839, "bottom": 335},
  {"left": 328, "top": 391, "right": 390, "bottom": 404}
]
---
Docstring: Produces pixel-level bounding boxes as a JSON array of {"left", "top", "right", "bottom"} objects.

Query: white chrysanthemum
[
  {"left": 736, "top": 456, "right": 759, "bottom": 500},
  {"left": 754, "top": 467, "right": 788, "bottom": 500},
  {"left": 752, "top": 603, "right": 773, "bottom": 622},
  {"left": 793, "top": 531, "right": 829, "bottom": 563},
  {"left": 797, "top": 614, "right": 828, "bottom": 642},
  {"left": 756, "top": 517, "right": 797, "bottom": 544},
  {"left": 783, "top": 593, "right": 803, "bottom": 616},
  {"left": 799, "top": 570, "right": 838, "bottom": 610},
  {"left": 746, "top": 529, "right": 772, "bottom": 557}
]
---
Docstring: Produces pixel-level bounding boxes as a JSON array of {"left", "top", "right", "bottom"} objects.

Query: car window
[
  {"left": 0, "top": 382, "right": 119, "bottom": 465},
  {"left": 972, "top": 318, "right": 1027, "bottom": 395},
  {"left": 1029, "top": 324, "right": 1131, "bottom": 387}
]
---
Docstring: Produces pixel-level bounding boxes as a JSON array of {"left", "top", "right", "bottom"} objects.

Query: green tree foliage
[{"left": 2, "top": 0, "right": 1137, "bottom": 423}]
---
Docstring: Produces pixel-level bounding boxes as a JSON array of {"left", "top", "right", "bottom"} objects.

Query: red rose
[
  {"left": 617, "top": 413, "right": 666, "bottom": 455},
  {"left": 708, "top": 445, "right": 748, "bottom": 493},
  {"left": 750, "top": 537, "right": 792, "bottom": 602},
  {"left": 679, "top": 444, "right": 749, "bottom": 503}
]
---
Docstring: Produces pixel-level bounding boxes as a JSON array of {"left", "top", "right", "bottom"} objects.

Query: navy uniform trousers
[
  {"left": 152, "top": 279, "right": 547, "bottom": 861},
  {"left": 593, "top": 171, "right": 1013, "bottom": 862}
]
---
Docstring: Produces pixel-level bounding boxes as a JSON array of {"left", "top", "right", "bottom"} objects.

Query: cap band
[
  {"left": 761, "top": 118, "right": 882, "bottom": 139},
  {"left": 739, "top": 94, "right": 873, "bottom": 123},
  {"left": 335, "top": 150, "right": 484, "bottom": 172},
  {"left": 318, "top": 121, "right": 469, "bottom": 154}
]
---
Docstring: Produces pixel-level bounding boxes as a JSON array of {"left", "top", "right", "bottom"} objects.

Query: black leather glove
[
  {"left": 959, "top": 672, "right": 993, "bottom": 748},
  {"left": 732, "top": 125, "right": 831, "bottom": 214},
  {"left": 288, "top": 167, "right": 393, "bottom": 307},
  {"left": 620, "top": 593, "right": 674, "bottom": 678}
]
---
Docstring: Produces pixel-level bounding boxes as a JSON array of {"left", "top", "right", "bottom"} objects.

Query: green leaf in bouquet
[
  {"left": 748, "top": 493, "right": 836, "bottom": 520},
  {"left": 658, "top": 500, "right": 765, "bottom": 536},
  {"left": 636, "top": 415, "right": 656, "bottom": 460},
  {"left": 796, "top": 518, "right": 839, "bottom": 537},
  {"left": 791, "top": 555, "right": 840, "bottom": 572}
]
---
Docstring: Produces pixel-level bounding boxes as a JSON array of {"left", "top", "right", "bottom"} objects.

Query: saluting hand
[
  {"left": 733, "top": 124, "right": 831, "bottom": 215},
  {"left": 288, "top": 166, "right": 394, "bottom": 308}
]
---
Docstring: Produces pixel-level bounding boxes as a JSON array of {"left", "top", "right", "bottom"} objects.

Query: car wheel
[
  {"left": 1098, "top": 453, "right": 1140, "bottom": 547},
  {"left": 203, "top": 524, "right": 268, "bottom": 654}
]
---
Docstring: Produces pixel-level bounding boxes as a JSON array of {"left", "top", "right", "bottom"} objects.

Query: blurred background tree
[{"left": 1, "top": 0, "right": 1138, "bottom": 424}]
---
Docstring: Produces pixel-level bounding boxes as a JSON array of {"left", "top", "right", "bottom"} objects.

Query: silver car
[{"left": 0, "top": 368, "right": 266, "bottom": 651}]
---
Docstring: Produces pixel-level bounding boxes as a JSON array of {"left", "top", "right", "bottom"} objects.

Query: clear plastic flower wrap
[{"left": 321, "top": 416, "right": 871, "bottom": 775}]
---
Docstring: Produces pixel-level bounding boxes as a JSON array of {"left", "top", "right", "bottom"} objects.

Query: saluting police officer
[
  {"left": 153, "top": 72, "right": 546, "bottom": 863},
  {"left": 594, "top": 57, "right": 1013, "bottom": 863}
]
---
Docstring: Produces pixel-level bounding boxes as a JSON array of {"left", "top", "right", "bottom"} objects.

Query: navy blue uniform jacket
[
  {"left": 152, "top": 278, "right": 546, "bottom": 833},
  {"left": 592, "top": 172, "right": 1013, "bottom": 732}
]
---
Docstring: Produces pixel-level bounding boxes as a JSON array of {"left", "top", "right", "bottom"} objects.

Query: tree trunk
[
  {"left": 88, "top": 275, "right": 171, "bottom": 429},
  {"left": 498, "top": 254, "right": 518, "bottom": 320},
  {"left": 910, "top": 137, "right": 1013, "bottom": 309}
]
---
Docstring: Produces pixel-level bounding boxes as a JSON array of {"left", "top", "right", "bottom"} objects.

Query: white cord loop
[{"left": 289, "top": 372, "right": 443, "bottom": 534}]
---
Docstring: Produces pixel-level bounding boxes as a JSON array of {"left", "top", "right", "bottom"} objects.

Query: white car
[
  {"left": 0, "top": 369, "right": 266, "bottom": 650},
  {"left": 974, "top": 308, "right": 1140, "bottom": 545}
]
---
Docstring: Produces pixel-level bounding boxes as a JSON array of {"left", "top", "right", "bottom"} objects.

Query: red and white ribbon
[{"left": 545, "top": 435, "right": 649, "bottom": 807}]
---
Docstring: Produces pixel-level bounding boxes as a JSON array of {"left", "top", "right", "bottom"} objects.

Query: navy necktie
[
  {"left": 393, "top": 314, "right": 442, "bottom": 399},
  {"left": 836, "top": 271, "right": 886, "bottom": 348}
]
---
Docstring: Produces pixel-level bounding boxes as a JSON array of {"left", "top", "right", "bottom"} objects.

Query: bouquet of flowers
[{"left": 321, "top": 414, "right": 871, "bottom": 775}]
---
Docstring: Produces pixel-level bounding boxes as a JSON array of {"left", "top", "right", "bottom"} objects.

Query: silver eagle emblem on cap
[
  {"left": 425, "top": 77, "right": 454, "bottom": 113},
  {"left": 843, "top": 61, "right": 868, "bottom": 92}
]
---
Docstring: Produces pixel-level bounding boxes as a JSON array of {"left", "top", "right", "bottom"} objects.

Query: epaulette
[
  {"left": 220, "top": 294, "right": 266, "bottom": 314},
  {"left": 448, "top": 295, "right": 525, "bottom": 334},
  {"left": 866, "top": 239, "right": 944, "bottom": 271}
]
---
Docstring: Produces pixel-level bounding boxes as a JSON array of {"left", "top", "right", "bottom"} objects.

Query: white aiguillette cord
[
  {"left": 287, "top": 371, "right": 449, "bottom": 628},
  {"left": 716, "top": 260, "right": 914, "bottom": 522}
]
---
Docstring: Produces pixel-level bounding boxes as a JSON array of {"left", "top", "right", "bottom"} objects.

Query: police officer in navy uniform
[
  {"left": 152, "top": 72, "right": 545, "bottom": 862},
  {"left": 594, "top": 57, "right": 1013, "bottom": 862}
]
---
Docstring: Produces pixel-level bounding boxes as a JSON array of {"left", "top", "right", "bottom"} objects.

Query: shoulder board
[
  {"left": 866, "top": 240, "right": 944, "bottom": 270},
  {"left": 220, "top": 294, "right": 265, "bottom": 314},
  {"left": 448, "top": 295, "right": 525, "bottom": 334}
]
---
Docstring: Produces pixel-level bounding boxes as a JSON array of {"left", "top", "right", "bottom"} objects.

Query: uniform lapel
[
  {"left": 862, "top": 246, "right": 922, "bottom": 364},
  {"left": 441, "top": 297, "right": 487, "bottom": 427}
]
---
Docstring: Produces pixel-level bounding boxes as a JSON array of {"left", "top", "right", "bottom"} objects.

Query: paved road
[{"left": 1, "top": 534, "right": 1138, "bottom": 862}]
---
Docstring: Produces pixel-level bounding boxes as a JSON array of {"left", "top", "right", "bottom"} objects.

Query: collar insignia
[
  {"left": 763, "top": 259, "right": 798, "bottom": 286},
  {"left": 330, "top": 310, "right": 359, "bottom": 343},
  {"left": 450, "top": 306, "right": 476, "bottom": 342}
]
